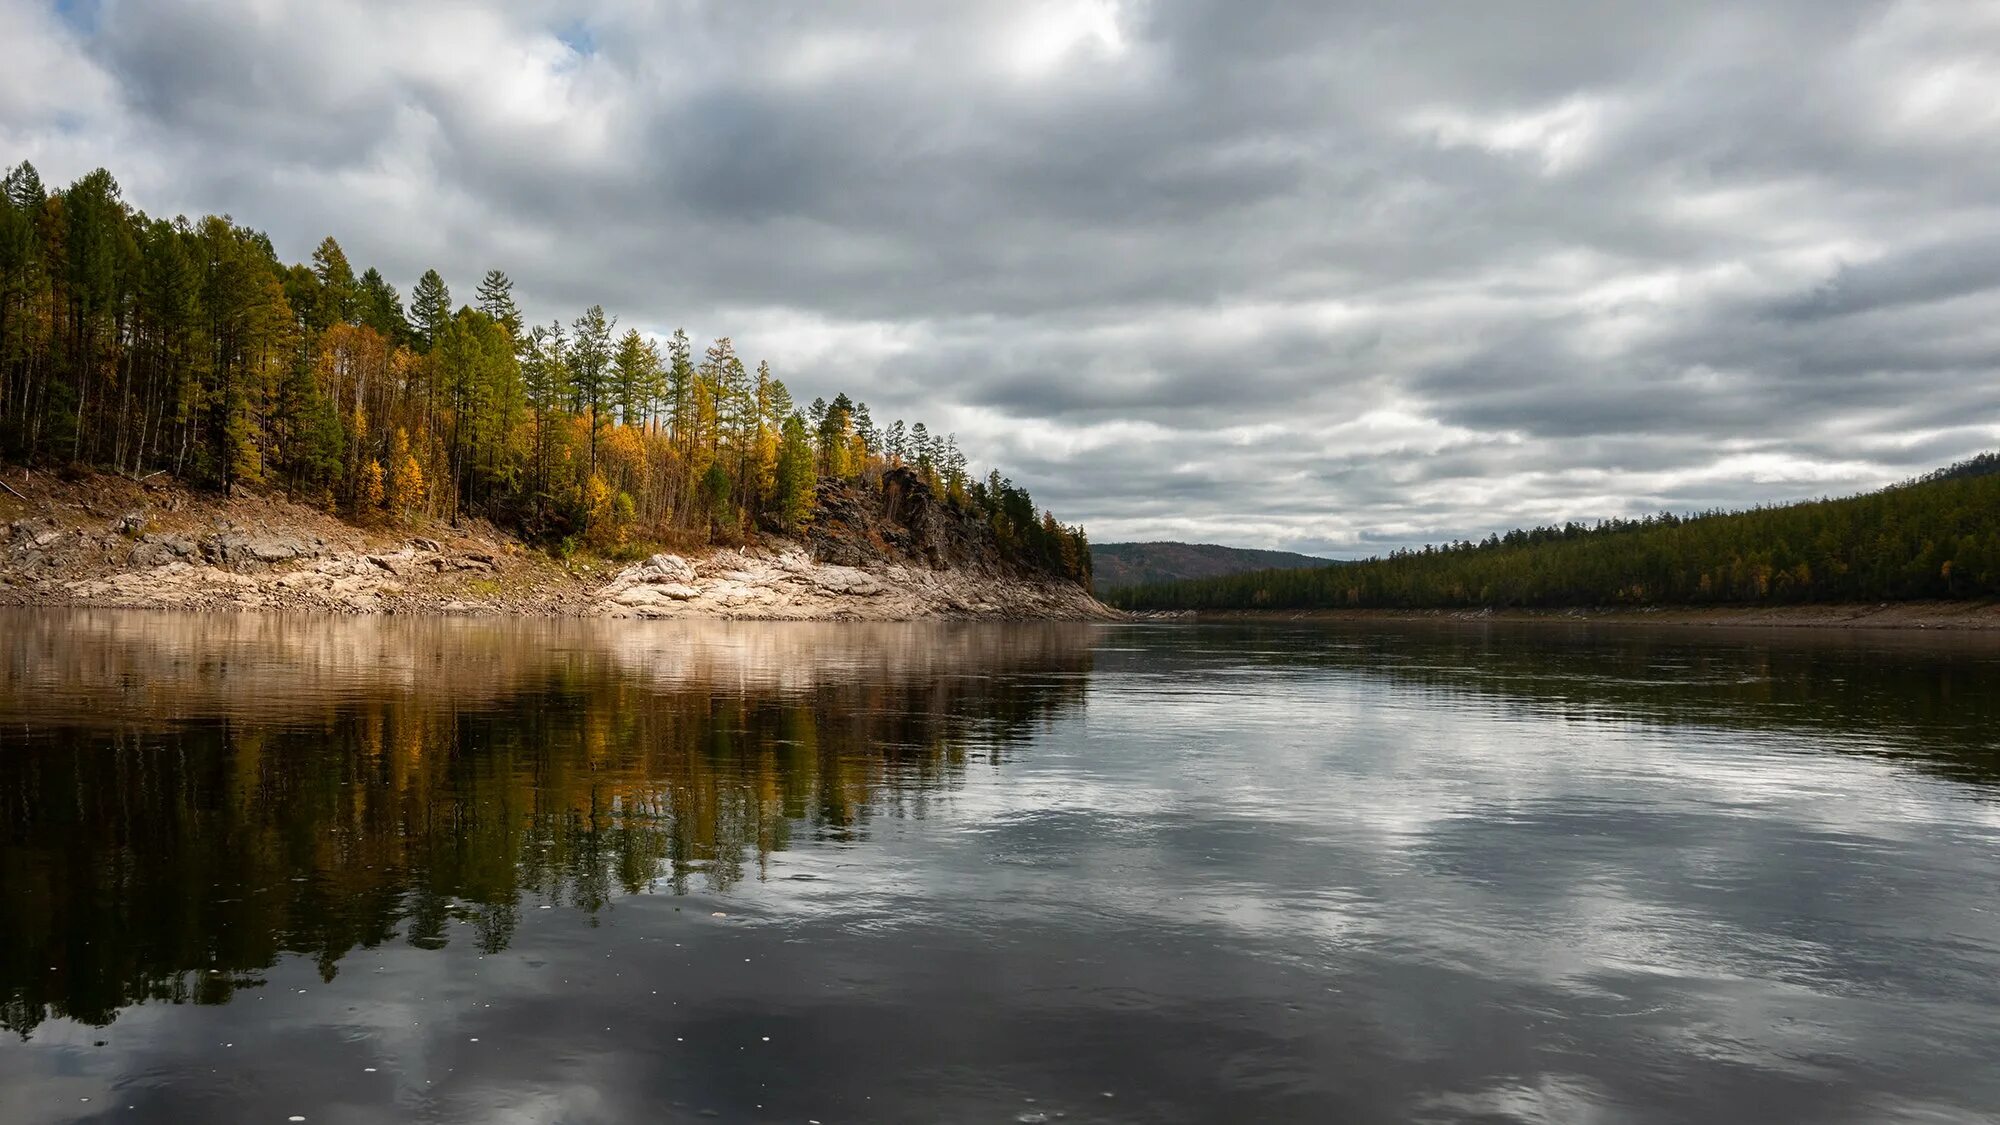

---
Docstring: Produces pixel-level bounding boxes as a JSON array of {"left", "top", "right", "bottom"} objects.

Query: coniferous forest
[
  {"left": 1111, "top": 455, "right": 2000, "bottom": 611},
  {"left": 0, "top": 162, "right": 1089, "bottom": 579}
]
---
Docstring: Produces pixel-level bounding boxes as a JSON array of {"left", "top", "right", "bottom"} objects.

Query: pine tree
[
  {"left": 612, "top": 328, "right": 659, "bottom": 428},
  {"left": 941, "top": 433, "right": 968, "bottom": 498},
  {"left": 852, "top": 401, "right": 875, "bottom": 456},
  {"left": 819, "top": 393, "right": 855, "bottom": 479},
  {"left": 772, "top": 413, "right": 815, "bottom": 531},
  {"left": 356, "top": 268, "right": 407, "bottom": 343},
  {"left": 522, "top": 320, "right": 569, "bottom": 523},
  {"left": 524, "top": 322, "right": 569, "bottom": 416},
  {"left": 410, "top": 269, "right": 451, "bottom": 352},
  {"left": 765, "top": 378, "right": 795, "bottom": 428},
  {"left": 569, "top": 304, "right": 613, "bottom": 473},
  {"left": 665, "top": 328, "right": 695, "bottom": 449},
  {"left": 700, "top": 337, "right": 749, "bottom": 457},
  {"left": 475, "top": 269, "right": 521, "bottom": 341},
  {"left": 131, "top": 217, "right": 199, "bottom": 477},
  {"left": 744, "top": 360, "right": 779, "bottom": 508},
  {"left": 309, "top": 237, "right": 356, "bottom": 328},
  {"left": 62, "top": 168, "right": 127, "bottom": 461},
  {"left": 0, "top": 163, "right": 48, "bottom": 445}
]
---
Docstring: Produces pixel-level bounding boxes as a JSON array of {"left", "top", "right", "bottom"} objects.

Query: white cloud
[
  {"left": 1410, "top": 95, "right": 1614, "bottom": 175},
  {"left": 1003, "top": 0, "right": 1130, "bottom": 78}
]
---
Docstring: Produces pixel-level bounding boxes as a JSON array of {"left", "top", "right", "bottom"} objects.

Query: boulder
[
  {"left": 199, "top": 531, "right": 317, "bottom": 567},
  {"left": 614, "top": 583, "right": 698, "bottom": 607},
  {"left": 640, "top": 553, "right": 697, "bottom": 584},
  {"left": 705, "top": 581, "right": 771, "bottom": 607},
  {"left": 811, "top": 567, "right": 884, "bottom": 597},
  {"left": 145, "top": 533, "right": 196, "bottom": 557},
  {"left": 128, "top": 534, "right": 194, "bottom": 567},
  {"left": 247, "top": 536, "right": 310, "bottom": 562}
]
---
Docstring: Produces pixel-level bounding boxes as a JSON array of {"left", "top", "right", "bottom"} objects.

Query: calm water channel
[{"left": 3, "top": 610, "right": 2000, "bottom": 1124}]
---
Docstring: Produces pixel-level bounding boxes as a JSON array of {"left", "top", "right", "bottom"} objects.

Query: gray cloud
[{"left": 4, "top": 0, "right": 1997, "bottom": 553}]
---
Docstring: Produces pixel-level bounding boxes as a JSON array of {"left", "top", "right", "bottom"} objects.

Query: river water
[{"left": 3, "top": 610, "right": 1999, "bottom": 1124}]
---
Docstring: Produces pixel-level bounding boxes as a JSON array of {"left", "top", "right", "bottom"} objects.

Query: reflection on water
[
  {"left": 4, "top": 613, "right": 2000, "bottom": 1124},
  {"left": 1100, "top": 622, "right": 2000, "bottom": 785},
  {"left": 1, "top": 613, "right": 1091, "bottom": 1036}
]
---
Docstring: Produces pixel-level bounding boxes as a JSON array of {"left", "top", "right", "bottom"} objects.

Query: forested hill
[
  {"left": 0, "top": 161, "right": 1089, "bottom": 582},
  {"left": 1109, "top": 455, "right": 2000, "bottom": 611},
  {"left": 1090, "top": 541, "right": 1334, "bottom": 591}
]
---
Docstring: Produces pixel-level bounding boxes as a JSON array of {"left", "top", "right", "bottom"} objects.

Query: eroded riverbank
[{"left": 0, "top": 469, "right": 1114, "bottom": 620}]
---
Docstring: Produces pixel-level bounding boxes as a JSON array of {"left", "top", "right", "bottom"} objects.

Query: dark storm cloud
[{"left": 4, "top": 0, "right": 1997, "bottom": 553}]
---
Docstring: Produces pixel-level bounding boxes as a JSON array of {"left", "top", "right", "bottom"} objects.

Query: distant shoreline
[{"left": 1143, "top": 601, "right": 2000, "bottom": 631}]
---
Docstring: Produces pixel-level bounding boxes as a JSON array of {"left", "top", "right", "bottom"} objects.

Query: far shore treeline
[
  {"left": 1111, "top": 455, "right": 2000, "bottom": 611},
  {"left": 0, "top": 161, "right": 1088, "bottom": 579}
]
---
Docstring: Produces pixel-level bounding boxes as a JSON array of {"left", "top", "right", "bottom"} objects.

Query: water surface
[{"left": 4, "top": 610, "right": 2000, "bottom": 1123}]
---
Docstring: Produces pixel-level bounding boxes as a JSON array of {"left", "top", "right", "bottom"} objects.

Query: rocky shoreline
[
  {"left": 592, "top": 545, "right": 1109, "bottom": 620},
  {"left": 0, "top": 471, "right": 1116, "bottom": 621}
]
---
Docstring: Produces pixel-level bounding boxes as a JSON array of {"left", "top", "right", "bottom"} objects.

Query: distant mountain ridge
[
  {"left": 1091, "top": 541, "right": 1334, "bottom": 591},
  {"left": 1106, "top": 451, "right": 2000, "bottom": 611}
]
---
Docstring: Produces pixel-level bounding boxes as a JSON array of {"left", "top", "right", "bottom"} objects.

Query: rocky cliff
[{"left": 0, "top": 468, "right": 1115, "bottom": 620}]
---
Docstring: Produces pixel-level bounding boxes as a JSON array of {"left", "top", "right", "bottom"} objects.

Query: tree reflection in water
[{"left": 0, "top": 612, "right": 1095, "bottom": 1035}]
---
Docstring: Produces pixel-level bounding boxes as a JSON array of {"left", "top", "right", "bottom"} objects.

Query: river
[{"left": 3, "top": 610, "right": 1998, "bottom": 1123}]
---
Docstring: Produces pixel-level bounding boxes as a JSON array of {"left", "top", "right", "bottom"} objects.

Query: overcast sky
[{"left": 5, "top": 1, "right": 1999, "bottom": 555}]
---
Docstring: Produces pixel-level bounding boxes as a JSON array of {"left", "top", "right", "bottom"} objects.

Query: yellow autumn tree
[
  {"left": 387, "top": 427, "right": 426, "bottom": 522},
  {"left": 583, "top": 470, "right": 614, "bottom": 542}
]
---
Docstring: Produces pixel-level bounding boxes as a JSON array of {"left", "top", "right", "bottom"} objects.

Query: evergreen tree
[
  {"left": 772, "top": 413, "right": 815, "bottom": 531},
  {"left": 665, "top": 328, "right": 695, "bottom": 448},
  {"left": 765, "top": 377, "right": 794, "bottom": 429},
  {"left": 475, "top": 269, "right": 521, "bottom": 340},
  {"left": 0, "top": 163, "right": 47, "bottom": 420},
  {"left": 522, "top": 320, "right": 569, "bottom": 522},
  {"left": 356, "top": 268, "right": 408, "bottom": 344},
  {"left": 701, "top": 336, "right": 749, "bottom": 455},
  {"left": 612, "top": 328, "right": 659, "bottom": 428},
  {"left": 819, "top": 393, "right": 855, "bottom": 478},
  {"left": 61, "top": 168, "right": 128, "bottom": 460},
  {"left": 941, "top": 433, "right": 968, "bottom": 497},
  {"left": 524, "top": 321, "right": 569, "bottom": 416},
  {"left": 852, "top": 401, "right": 875, "bottom": 455},
  {"left": 309, "top": 237, "right": 356, "bottom": 328},
  {"left": 569, "top": 304, "right": 613, "bottom": 472},
  {"left": 410, "top": 269, "right": 451, "bottom": 352}
]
